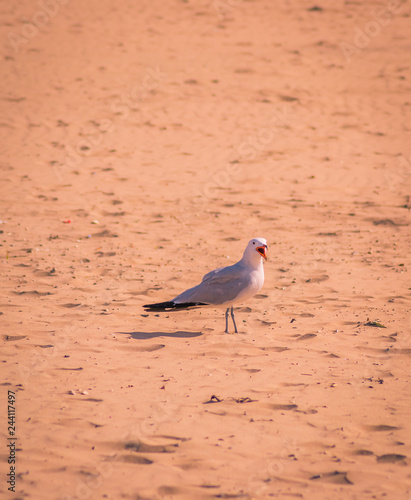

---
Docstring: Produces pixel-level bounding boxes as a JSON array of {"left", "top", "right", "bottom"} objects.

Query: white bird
[{"left": 143, "top": 237, "right": 267, "bottom": 333}]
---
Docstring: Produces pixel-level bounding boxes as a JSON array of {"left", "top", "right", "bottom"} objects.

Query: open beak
[{"left": 256, "top": 245, "right": 267, "bottom": 261}]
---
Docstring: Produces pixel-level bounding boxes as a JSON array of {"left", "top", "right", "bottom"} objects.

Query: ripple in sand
[
  {"left": 296, "top": 333, "right": 317, "bottom": 341},
  {"left": 93, "top": 229, "right": 118, "bottom": 238},
  {"left": 310, "top": 470, "right": 353, "bottom": 485},
  {"left": 120, "top": 455, "right": 153, "bottom": 464},
  {"left": 124, "top": 440, "right": 177, "bottom": 453},
  {"left": 4, "top": 335, "right": 27, "bottom": 341},
  {"left": 366, "top": 424, "right": 400, "bottom": 432},
  {"left": 377, "top": 454, "right": 406, "bottom": 463},
  {"left": 270, "top": 404, "right": 298, "bottom": 411}
]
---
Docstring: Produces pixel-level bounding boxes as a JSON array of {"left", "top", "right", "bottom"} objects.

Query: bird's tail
[{"left": 143, "top": 301, "right": 208, "bottom": 312}]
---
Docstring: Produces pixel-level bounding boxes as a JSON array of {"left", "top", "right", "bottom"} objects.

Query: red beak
[{"left": 256, "top": 245, "right": 267, "bottom": 260}]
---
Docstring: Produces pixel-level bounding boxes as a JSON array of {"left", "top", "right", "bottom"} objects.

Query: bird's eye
[{"left": 253, "top": 242, "right": 255, "bottom": 245}]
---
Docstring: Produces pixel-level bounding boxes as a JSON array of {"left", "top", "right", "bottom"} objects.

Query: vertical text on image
[{"left": 7, "top": 390, "right": 17, "bottom": 493}]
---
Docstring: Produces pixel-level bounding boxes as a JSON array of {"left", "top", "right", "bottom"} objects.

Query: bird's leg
[
  {"left": 230, "top": 306, "right": 238, "bottom": 333},
  {"left": 225, "top": 308, "right": 230, "bottom": 333}
]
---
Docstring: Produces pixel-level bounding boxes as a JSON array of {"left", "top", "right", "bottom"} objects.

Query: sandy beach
[{"left": 1, "top": 0, "right": 410, "bottom": 498}]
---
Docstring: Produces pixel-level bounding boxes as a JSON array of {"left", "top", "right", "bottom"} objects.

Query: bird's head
[{"left": 245, "top": 237, "right": 268, "bottom": 263}]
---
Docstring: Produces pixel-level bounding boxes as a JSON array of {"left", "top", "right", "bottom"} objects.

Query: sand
[{"left": 1, "top": 0, "right": 410, "bottom": 498}]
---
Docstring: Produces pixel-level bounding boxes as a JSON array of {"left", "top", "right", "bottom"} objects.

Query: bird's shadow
[{"left": 116, "top": 330, "right": 204, "bottom": 340}]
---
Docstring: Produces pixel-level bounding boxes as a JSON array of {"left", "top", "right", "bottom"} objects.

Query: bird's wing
[
  {"left": 173, "top": 263, "right": 250, "bottom": 306},
  {"left": 201, "top": 267, "right": 223, "bottom": 282},
  {"left": 201, "top": 266, "right": 238, "bottom": 284}
]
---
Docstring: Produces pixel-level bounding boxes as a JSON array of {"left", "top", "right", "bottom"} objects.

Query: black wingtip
[
  {"left": 143, "top": 301, "right": 208, "bottom": 312},
  {"left": 143, "top": 301, "right": 176, "bottom": 312}
]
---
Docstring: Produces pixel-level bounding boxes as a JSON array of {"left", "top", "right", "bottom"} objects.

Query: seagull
[{"left": 143, "top": 237, "right": 267, "bottom": 333}]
